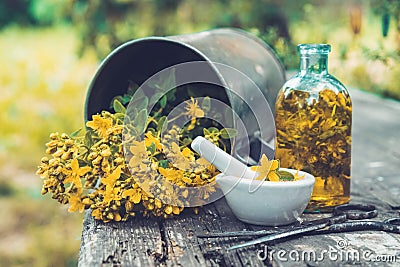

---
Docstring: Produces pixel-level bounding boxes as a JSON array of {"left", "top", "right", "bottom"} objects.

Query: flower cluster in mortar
[{"left": 251, "top": 155, "right": 305, "bottom": 182}]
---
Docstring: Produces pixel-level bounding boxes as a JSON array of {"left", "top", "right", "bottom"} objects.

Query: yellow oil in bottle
[{"left": 275, "top": 88, "right": 352, "bottom": 212}]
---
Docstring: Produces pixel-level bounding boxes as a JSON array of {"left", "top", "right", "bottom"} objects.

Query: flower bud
[
  {"left": 92, "top": 156, "right": 102, "bottom": 165},
  {"left": 50, "top": 132, "right": 59, "bottom": 140},
  {"left": 88, "top": 152, "right": 98, "bottom": 161},
  {"left": 61, "top": 152, "right": 72, "bottom": 161},
  {"left": 53, "top": 149, "right": 64, "bottom": 158},
  {"left": 65, "top": 139, "right": 74, "bottom": 147},
  {"left": 100, "top": 149, "right": 111, "bottom": 158}
]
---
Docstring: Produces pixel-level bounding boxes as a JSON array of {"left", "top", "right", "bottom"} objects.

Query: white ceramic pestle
[
  {"left": 191, "top": 137, "right": 315, "bottom": 226},
  {"left": 191, "top": 136, "right": 258, "bottom": 179}
]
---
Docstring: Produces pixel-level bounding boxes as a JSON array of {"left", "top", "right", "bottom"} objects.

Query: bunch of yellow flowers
[{"left": 37, "top": 93, "right": 235, "bottom": 222}]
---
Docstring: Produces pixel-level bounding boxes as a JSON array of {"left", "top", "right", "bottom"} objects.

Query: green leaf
[
  {"left": 126, "top": 107, "right": 138, "bottom": 121},
  {"left": 182, "top": 137, "right": 192, "bottom": 146},
  {"left": 133, "top": 88, "right": 146, "bottom": 101},
  {"left": 147, "top": 142, "right": 156, "bottom": 155},
  {"left": 208, "top": 127, "right": 219, "bottom": 133},
  {"left": 166, "top": 88, "right": 176, "bottom": 101},
  {"left": 202, "top": 96, "right": 211, "bottom": 112},
  {"left": 203, "top": 128, "right": 210, "bottom": 136},
  {"left": 114, "top": 113, "right": 125, "bottom": 122},
  {"left": 110, "top": 96, "right": 124, "bottom": 108},
  {"left": 214, "top": 112, "right": 222, "bottom": 121},
  {"left": 84, "top": 130, "right": 94, "bottom": 147},
  {"left": 149, "top": 92, "right": 164, "bottom": 105},
  {"left": 159, "top": 68, "right": 176, "bottom": 91},
  {"left": 134, "top": 96, "right": 149, "bottom": 112},
  {"left": 158, "top": 160, "right": 169, "bottom": 169},
  {"left": 157, "top": 116, "right": 168, "bottom": 132},
  {"left": 113, "top": 99, "right": 126, "bottom": 114},
  {"left": 70, "top": 128, "right": 82, "bottom": 138},
  {"left": 277, "top": 170, "right": 294, "bottom": 181},
  {"left": 122, "top": 95, "right": 132, "bottom": 105},
  {"left": 132, "top": 109, "right": 148, "bottom": 134},
  {"left": 127, "top": 80, "right": 139, "bottom": 95},
  {"left": 220, "top": 128, "right": 238, "bottom": 139},
  {"left": 223, "top": 109, "right": 234, "bottom": 127},
  {"left": 160, "top": 95, "right": 167, "bottom": 108}
]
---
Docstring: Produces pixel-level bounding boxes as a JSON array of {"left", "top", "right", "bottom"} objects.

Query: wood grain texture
[{"left": 79, "top": 88, "right": 400, "bottom": 266}]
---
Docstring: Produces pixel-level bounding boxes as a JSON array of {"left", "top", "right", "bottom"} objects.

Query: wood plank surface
[{"left": 78, "top": 88, "right": 400, "bottom": 267}]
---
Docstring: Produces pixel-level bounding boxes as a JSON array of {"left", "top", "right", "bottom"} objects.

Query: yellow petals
[
  {"left": 101, "top": 166, "right": 123, "bottom": 204},
  {"left": 128, "top": 140, "right": 148, "bottom": 169},
  {"left": 91, "top": 209, "right": 103, "bottom": 220},
  {"left": 250, "top": 155, "right": 280, "bottom": 181},
  {"left": 68, "top": 193, "right": 85, "bottom": 213},
  {"left": 172, "top": 206, "right": 181, "bottom": 215},
  {"left": 185, "top": 97, "right": 205, "bottom": 119},
  {"left": 155, "top": 199, "right": 162, "bottom": 209},
  {"left": 182, "top": 176, "right": 192, "bottom": 184},
  {"left": 114, "top": 212, "right": 122, "bottom": 222},
  {"left": 101, "top": 165, "right": 122, "bottom": 188},
  {"left": 144, "top": 132, "right": 163, "bottom": 151},
  {"left": 182, "top": 147, "right": 194, "bottom": 160},
  {"left": 86, "top": 114, "right": 113, "bottom": 137},
  {"left": 168, "top": 142, "right": 191, "bottom": 170},
  {"left": 267, "top": 171, "right": 281, "bottom": 182},
  {"left": 158, "top": 167, "right": 184, "bottom": 184},
  {"left": 294, "top": 171, "right": 306, "bottom": 181},
  {"left": 164, "top": 205, "right": 173, "bottom": 215},
  {"left": 63, "top": 158, "right": 91, "bottom": 194},
  {"left": 122, "top": 188, "right": 142, "bottom": 204}
]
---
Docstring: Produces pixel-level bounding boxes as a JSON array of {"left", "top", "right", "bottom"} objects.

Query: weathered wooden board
[
  {"left": 79, "top": 211, "right": 164, "bottom": 266},
  {"left": 79, "top": 89, "right": 400, "bottom": 267},
  {"left": 78, "top": 187, "right": 400, "bottom": 267}
]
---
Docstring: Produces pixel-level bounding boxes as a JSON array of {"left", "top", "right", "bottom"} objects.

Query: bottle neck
[{"left": 300, "top": 54, "right": 328, "bottom": 76}]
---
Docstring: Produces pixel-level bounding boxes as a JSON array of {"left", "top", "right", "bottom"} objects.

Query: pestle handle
[{"left": 191, "top": 136, "right": 257, "bottom": 179}]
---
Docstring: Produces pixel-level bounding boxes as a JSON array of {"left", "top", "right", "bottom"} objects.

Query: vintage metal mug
[{"left": 84, "top": 28, "right": 285, "bottom": 163}]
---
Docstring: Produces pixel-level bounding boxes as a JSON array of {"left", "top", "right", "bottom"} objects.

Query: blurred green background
[{"left": 1, "top": 0, "right": 399, "bottom": 266}]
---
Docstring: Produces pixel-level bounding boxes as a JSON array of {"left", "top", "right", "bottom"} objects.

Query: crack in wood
[{"left": 152, "top": 220, "right": 168, "bottom": 264}]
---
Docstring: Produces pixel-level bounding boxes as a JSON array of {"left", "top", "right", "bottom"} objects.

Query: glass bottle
[{"left": 275, "top": 44, "right": 352, "bottom": 212}]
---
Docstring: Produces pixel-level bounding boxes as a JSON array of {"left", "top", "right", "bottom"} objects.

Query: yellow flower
[
  {"left": 91, "top": 208, "right": 103, "bottom": 220},
  {"left": 106, "top": 124, "right": 123, "bottom": 136},
  {"left": 122, "top": 188, "right": 142, "bottom": 204},
  {"left": 101, "top": 165, "right": 122, "bottom": 188},
  {"left": 250, "top": 155, "right": 280, "bottom": 181},
  {"left": 128, "top": 140, "right": 148, "bottom": 170},
  {"left": 68, "top": 193, "right": 85, "bottom": 213},
  {"left": 101, "top": 166, "right": 122, "bottom": 203},
  {"left": 103, "top": 187, "right": 122, "bottom": 204},
  {"left": 164, "top": 205, "right": 173, "bottom": 215},
  {"left": 86, "top": 114, "right": 113, "bottom": 137},
  {"left": 185, "top": 97, "right": 204, "bottom": 119},
  {"left": 64, "top": 158, "right": 91, "bottom": 194},
  {"left": 294, "top": 171, "right": 306, "bottom": 181},
  {"left": 169, "top": 142, "right": 191, "bottom": 170},
  {"left": 144, "top": 132, "right": 163, "bottom": 151},
  {"left": 181, "top": 147, "right": 194, "bottom": 160},
  {"left": 159, "top": 167, "right": 185, "bottom": 184}
]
